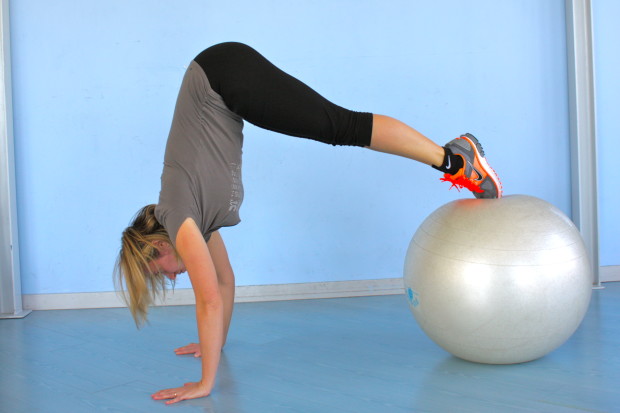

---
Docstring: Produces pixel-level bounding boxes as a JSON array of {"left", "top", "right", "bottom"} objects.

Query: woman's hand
[
  {"left": 175, "top": 342, "right": 201, "bottom": 357},
  {"left": 151, "top": 381, "right": 210, "bottom": 405}
]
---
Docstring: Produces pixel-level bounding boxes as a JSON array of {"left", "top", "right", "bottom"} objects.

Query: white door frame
[
  {"left": 0, "top": 0, "right": 29, "bottom": 318},
  {"left": 565, "top": 0, "right": 600, "bottom": 286}
]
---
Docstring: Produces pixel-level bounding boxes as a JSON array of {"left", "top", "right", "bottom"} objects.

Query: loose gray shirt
[{"left": 155, "top": 61, "right": 244, "bottom": 245}]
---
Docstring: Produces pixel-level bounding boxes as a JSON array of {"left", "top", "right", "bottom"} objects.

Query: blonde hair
[{"left": 114, "top": 204, "right": 172, "bottom": 327}]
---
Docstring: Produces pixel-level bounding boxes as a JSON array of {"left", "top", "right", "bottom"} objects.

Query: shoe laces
[{"left": 440, "top": 173, "right": 484, "bottom": 193}]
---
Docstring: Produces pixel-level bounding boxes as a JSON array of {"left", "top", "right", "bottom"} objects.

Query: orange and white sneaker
[{"left": 441, "top": 133, "right": 502, "bottom": 199}]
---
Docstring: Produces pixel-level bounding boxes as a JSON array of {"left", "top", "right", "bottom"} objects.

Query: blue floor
[{"left": 1, "top": 283, "right": 619, "bottom": 413}]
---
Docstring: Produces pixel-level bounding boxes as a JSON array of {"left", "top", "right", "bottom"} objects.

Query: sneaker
[{"left": 441, "top": 133, "right": 502, "bottom": 199}]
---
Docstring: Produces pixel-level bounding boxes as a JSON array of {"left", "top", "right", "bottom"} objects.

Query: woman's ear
[{"left": 153, "top": 240, "right": 170, "bottom": 250}]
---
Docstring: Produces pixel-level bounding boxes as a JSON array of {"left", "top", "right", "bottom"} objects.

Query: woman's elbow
[{"left": 195, "top": 293, "right": 223, "bottom": 312}]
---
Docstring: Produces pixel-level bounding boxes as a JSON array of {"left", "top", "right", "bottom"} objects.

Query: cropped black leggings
[{"left": 194, "top": 42, "right": 373, "bottom": 147}]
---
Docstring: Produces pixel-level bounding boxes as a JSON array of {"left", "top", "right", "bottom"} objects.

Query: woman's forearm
[
  {"left": 206, "top": 231, "right": 235, "bottom": 348},
  {"left": 220, "top": 279, "right": 234, "bottom": 347},
  {"left": 196, "top": 298, "right": 224, "bottom": 390}
]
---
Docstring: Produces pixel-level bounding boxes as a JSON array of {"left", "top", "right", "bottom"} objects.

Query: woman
[{"left": 115, "top": 42, "right": 501, "bottom": 404}]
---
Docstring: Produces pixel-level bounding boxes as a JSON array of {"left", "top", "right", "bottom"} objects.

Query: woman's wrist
[{"left": 198, "top": 378, "right": 214, "bottom": 390}]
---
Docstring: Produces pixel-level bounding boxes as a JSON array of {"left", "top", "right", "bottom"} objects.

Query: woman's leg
[
  {"left": 197, "top": 43, "right": 442, "bottom": 166},
  {"left": 206, "top": 231, "right": 235, "bottom": 348},
  {"left": 368, "top": 114, "right": 445, "bottom": 166},
  {"left": 195, "top": 42, "right": 501, "bottom": 198}
]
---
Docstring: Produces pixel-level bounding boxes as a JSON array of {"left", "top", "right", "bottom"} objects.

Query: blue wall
[
  {"left": 593, "top": 0, "right": 619, "bottom": 267},
  {"left": 10, "top": 0, "right": 580, "bottom": 295}
]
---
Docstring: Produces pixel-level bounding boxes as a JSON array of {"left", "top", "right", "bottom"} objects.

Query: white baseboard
[
  {"left": 601, "top": 265, "right": 620, "bottom": 283},
  {"left": 22, "top": 278, "right": 406, "bottom": 311},
  {"left": 22, "top": 267, "right": 620, "bottom": 311}
]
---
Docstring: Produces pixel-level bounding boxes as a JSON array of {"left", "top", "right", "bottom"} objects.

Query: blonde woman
[{"left": 115, "top": 42, "right": 501, "bottom": 404}]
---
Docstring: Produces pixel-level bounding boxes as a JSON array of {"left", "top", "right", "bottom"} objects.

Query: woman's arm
[
  {"left": 173, "top": 230, "right": 236, "bottom": 357},
  {"left": 206, "top": 231, "right": 235, "bottom": 347},
  {"left": 151, "top": 218, "right": 223, "bottom": 404}
]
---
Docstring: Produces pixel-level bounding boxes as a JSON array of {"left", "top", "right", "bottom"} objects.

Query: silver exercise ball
[{"left": 403, "top": 195, "right": 592, "bottom": 364}]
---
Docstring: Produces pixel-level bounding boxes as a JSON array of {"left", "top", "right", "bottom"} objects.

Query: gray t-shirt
[{"left": 155, "top": 61, "right": 244, "bottom": 245}]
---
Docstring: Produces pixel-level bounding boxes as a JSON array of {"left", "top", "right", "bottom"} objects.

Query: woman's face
[{"left": 148, "top": 242, "right": 186, "bottom": 281}]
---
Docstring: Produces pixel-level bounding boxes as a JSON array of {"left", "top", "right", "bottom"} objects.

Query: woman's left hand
[
  {"left": 174, "top": 342, "right": 201, "bottom": 357},
  {"left": 151, "top": 381, "right": 211, "bottom": 404}
]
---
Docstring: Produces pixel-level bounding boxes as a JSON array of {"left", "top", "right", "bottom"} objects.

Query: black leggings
[{"left": 194, "top": 42, "right": 373, "bottom": 147}]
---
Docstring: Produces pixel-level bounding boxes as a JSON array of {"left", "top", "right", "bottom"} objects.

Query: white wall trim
[
  {"left": 23, "top": 278, "right": 406, "bottom": 311},
  {"left": 23, "top": 265, "right": 620, "bottom": 310},
  {"left": 600, "top": 266, "right": 620, "bottom": 283},
  {"left": 22, "top": 268, "right": 619, "bottom": 312}
]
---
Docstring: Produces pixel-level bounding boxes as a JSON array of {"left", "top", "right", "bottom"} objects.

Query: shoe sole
[{"left": 459, "top": 133, "right": 503, "bottom": 198}]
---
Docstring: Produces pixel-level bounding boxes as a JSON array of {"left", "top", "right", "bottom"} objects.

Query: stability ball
[{"left": 403, "top": 195, "right": 592, "bottom": 364}]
